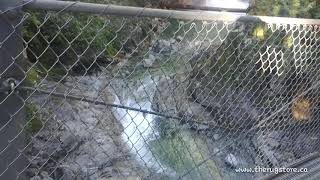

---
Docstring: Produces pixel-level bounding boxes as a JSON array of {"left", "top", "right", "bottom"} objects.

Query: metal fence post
[{"left": 0, "top": 0, "right": 28, "bottom": 179}]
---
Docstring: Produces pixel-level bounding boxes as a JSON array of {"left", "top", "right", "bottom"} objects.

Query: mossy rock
[
  {"left": 26, "top": 104, "right": 43, "bottom": 135},
  {"left": 149, "top": 130, "right": 222, "bottom": 179},
  {"left": 26, "top": 67, "right": 41, "bottom": 86}
]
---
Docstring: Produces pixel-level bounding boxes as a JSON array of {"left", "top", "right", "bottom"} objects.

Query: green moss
[
  {"left": 26, "top": 67, "right": 41, "bottom": 86},
  {"left": 106, "top": 44, "right": 118, "bottom": 57},
  {"left": 26, "top": 104, "right": 43, "bottom": 135},
  {"left": 122, "top": 52, "right": 191, "bottom": 81},
  {"left": 149, "top": 130, "right": 222, "bottom": 179}
]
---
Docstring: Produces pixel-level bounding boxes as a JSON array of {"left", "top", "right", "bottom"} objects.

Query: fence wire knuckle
[{"left": 0, "top": 1, "right": 320, "bottom": 180}]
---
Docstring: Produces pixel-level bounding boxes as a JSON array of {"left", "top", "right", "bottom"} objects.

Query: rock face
[
  {"left": 253, "top": 131, "right": 293, "bottom": 167},
  {"left": 251, "top": 129, "right": 320, "bottom": 169},
  {"left": 150, "top": 18, "right": 320, "bottom": 177},
  {"left": 294, "top": 133, "right": 320, "bottom": 158},
  {"left": 152, "top": 76, "right": 261, "bottom": 130},
  {"left": 152, "top": 17, "right": 320, "bottom": 131},
  {"left": 225, "top": 154, "right": 239, "bottom": 168},
  {"left": 143, "top": 54, "right": 156, "bottom": 68},
  {"left": 152, "top": 76, "right": 218, "bottom": 130},
  {"left": 151, "top": 22, "right": 264, "bottom": 130},
  {"left": 26, "top": 76, "right": 148, "bottom": 180}
]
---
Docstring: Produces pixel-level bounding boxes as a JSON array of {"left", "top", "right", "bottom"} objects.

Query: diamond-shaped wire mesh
[{"left": 0, "top": 1, "right": 320, "bottom": 180}]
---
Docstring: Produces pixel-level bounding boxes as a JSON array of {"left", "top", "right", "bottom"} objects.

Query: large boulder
[
  {"left": 152, "top": 22, "right": 264, "bottom": 130},
  {"left": 152, "top": 75, "right": 218, "bottom": 130}
]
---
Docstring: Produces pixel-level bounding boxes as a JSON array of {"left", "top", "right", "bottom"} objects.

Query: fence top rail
[{"left": 23, "top": 0, "right": 320, "bottom": 25}]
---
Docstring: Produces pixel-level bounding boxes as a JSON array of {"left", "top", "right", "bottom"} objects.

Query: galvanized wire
[{"left": 0, "top": 1, "right": 319, "bottom": 180}]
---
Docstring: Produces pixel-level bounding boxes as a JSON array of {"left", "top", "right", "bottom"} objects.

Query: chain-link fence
[{"left": 0, "top": 0, "right": 320, "bottom": 179}]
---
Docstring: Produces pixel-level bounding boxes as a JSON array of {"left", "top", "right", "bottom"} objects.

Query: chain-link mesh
[{"left": 0, "top": 1, "right": 320, "bottom": 180}]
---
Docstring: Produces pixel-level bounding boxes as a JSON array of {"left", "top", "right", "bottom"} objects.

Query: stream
[{"left": 110, "top": 75, "right": 222, "bottom": 179}]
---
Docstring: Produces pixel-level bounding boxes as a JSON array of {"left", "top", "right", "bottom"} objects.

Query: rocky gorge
[{"left": 22, "top": 5, "right": 320, "bottom": 179}]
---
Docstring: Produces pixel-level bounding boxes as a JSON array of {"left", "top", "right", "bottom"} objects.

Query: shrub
[{"left": 23, "top": 10, "right": 121, "bottom": 79}]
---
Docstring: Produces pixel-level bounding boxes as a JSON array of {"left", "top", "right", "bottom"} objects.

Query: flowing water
[{"left": 110, "top": 75, "right": 222, "bottom": 179}]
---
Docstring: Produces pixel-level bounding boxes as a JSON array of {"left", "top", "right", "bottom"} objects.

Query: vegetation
[
  {"left": 70, "top": 0, "right": 146, "bottom": 6},
  {"left": 23, "top": 0, "right": 319, "bottom": 82},
  {"left": 250, "top": 0, "right": 320, "bottom": 18},
  {"left": 23, "top": 9, "right": 122, "bottom": 80},
  {"left": 149, "top": 130, "right": 222, "bottom": 179},
  {"left": 26, "top": 67, "right": 42, "bottom": 86},
  {"left": 26, "top": 104, "right": 43, "bottom": 135}
]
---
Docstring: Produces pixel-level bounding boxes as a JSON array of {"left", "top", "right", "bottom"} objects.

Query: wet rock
[
  {"left": 265, "top": 132, "right": 282, "bottom": 149},
  {"left": 176, "top": 36, "right": 183, "bottom": 42},
  {"left": 169, "top": 38, "right": 176, "bottom": 44},
  {"left": 259, "top": 145, "right": 279, "bottom": 166},
  {"left": 185, "top": 23, "right": 271, "bottom": 130},
  {"left": 256, "top": 131, "right": 284, "bottom": 149},
  {"left": 30, "top": 176, "right": 41, "bottom": 180},
  {"left": 26, "top": 76, "right": 149, "bottom": 179},
  {"left": 213, "top": 134, "right": 221, "bottom": 141},
  {"left": 152, "top": 77, "right": 219, "bottom": 130},
  {"left": 161, "top": 40, "right": 171, "bottom": 48},
  {"left": 294, "top": 133, "right": 320, "bottom": 158},
  {"left": 225, "top": 154, "right": 239, "bottom": 168},
  {"left": 152, "top": 39, "right": 174, "bottom": 54},
  {"left": 213, "top": 147, "right": 222, "bottom": 156},
  {"left": 198, "top": 124, "right": 210, "bottom": 130},
  {"left": 189, "top": 82, "right": 260, "bottom": 129},
  {"left": 143, "top": 54, "right": 156, "bottom": 68},
  {"left": 152, "top": 77, "right": 254, "bottom": 158},
  {"left": 26, "top": 167, "right": 38, "bottom": 178},
  {"left": 253, "top": 131, "right": 296, "bottom": 167},
  {"left": 40, "top": 171, "right": 53, "bottom": 180},
  {"left": 171, "top": 45, "right": 178, "bottom": 53}
]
